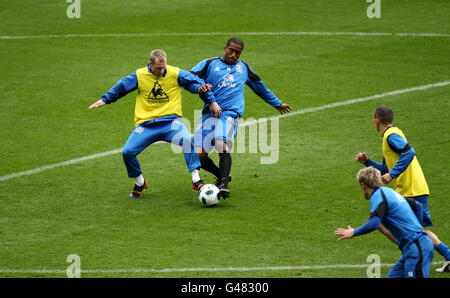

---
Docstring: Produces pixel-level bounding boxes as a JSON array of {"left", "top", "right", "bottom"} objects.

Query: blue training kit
[
  {"left": 122, "top": 118, "right": 201, "bottom": 178},
  {"left": 101, "top": 65, "right": 210, "bottom": 178},
  {"left": 190, "top": 56, "right": 282, "bottom": 148},
  {"left": 190, "top": 56, "right": 282, "bottom": 118},
  {"left": 354, "top": 186, "right": 434, "bottom": 278}
]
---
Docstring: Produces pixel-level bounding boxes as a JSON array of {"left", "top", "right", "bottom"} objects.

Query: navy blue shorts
[
  {"left": 387, "top": 234, "right": 434, "bottom": 278},
  {"left": 409, "top": 195, "right": 433, "bottom": 227}
]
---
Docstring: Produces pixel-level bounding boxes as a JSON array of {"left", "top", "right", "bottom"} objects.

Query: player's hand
[
  {"left": 198, "top": 84, "right": 212, "bottom": 93},
  {"left": 209, "top": 102, "right": 222, "bottom": 118},
  {"left": 381, "top": 173, "right": 393, "bottom": 184},
  {"left": 88, "top": 99, "right": 106, "bottom": 110},
  {"left": 276, "top": 103, "right": 292, "bottom": 114},
  {"left": 355, "top": 152, "right": 368, "bottom": 164},
  {"left": 335, "top": 226, "right": 355, "bottom": 241}
]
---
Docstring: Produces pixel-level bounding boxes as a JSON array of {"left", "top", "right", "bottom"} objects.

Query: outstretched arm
[
  {"left": 355, "top": 152, "right": 389, "bottom": 174},
  {"left": 335, "top": 216, "right": 382, "bottom": 241},
  {"left": 247, "top": 79, "right": 292, "bottom": 114},
  {"left": 88, "top": 72, "right": 138, "bottom": 109},
  {"left": 244, "top": 63, "right": 292, "bottom": 114}
]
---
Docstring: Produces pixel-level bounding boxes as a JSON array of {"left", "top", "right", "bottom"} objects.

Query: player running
[
  {"left": 191, "top": 37, "right": 292, "bottom": 198},
  {"left": 89, "top": 49, "right": 216, "bottom": 198},
  {"left": 355, "top": 105, "right": 450, "bottom": 272},
  {"left": 335, "top": 167, "right": 434, "bottom": 278}
]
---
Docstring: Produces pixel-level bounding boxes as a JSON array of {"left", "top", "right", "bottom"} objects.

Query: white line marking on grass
[
  {"left": 273, "top": 80, "right": 450, "bottom": 121},
  {"left": 0, "top": 262, "right": 444, "bottom": 274},
  {"left": 0, "top": 80, "right": 449, "bottom": 182},
  {"left": 1, "top": 31, "right": 450, "bottom": 40},
  {"left": 0, "top": 149, "right": 122, "bottom": 182},
  {"left": 0, "top": 264, "right": 403, "bottom": 274}
]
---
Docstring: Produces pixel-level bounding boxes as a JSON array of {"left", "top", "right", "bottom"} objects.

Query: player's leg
[
  {"left": 414, "top": 195, "right": 433, "bottom": 228},
  {"left": 214, "top": 113, "right": 238, "bottom": 198},
  {"left": 196, "top": 148, "right": 222, "bottom": 182},
  {"left": 122, "top": 124, "right": 161, "bottom": 198},
  {"left": 402, "top": 238, "right": 433, "bottom": 278},
  {"left": 193, "top": 113, "right": 221, "bottom": 181},
  {"left": 387, "top": 259, "right": 406, "bottom": 278},
  {"left": 215, "top": 139, "right": 232, "bottom": 197},
  {"left": 414, "top": 195, "right": 450, "bottom": 270},
  {"left": 198, "top": 148, "right": 221, "bottom": 181},
  {"left": 163, "top": 119, "right": 204, "bottom": 191},
  {"left": 426, "top": 230, "right": 450, "bottom": 272},
  {"left": 418, "top": 234, "right": 434, "bottom": 277}
]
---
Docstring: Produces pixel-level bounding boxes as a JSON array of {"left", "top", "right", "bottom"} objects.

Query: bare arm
[{"left": 378, "top": 224, "right": 398, "bottom": 245}]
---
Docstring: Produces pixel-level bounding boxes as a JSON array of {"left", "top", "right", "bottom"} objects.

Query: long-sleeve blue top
[
  {"left": 190, "top": 57, "right": 282, "bottom": 117},
  {"left": 364, "top": 133, "right": 415, "bottom": 178},
  {"left": 354, "top": 215, "right": 382, "bottom": 236},
  {"left": 353, "top": 188, "right": 425, "bottom": 247},
  {"left": 101, "top": 65, "right": 215, "bottom": 104}
]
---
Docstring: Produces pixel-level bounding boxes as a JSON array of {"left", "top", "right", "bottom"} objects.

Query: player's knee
[
  {"left": 180, "top": 135, "right": 195, "bottom": 149},
  {"left": 215, "top": 140, "right": 231, "bottom": 153},
  {"left": 122, "top": 147, "right": 136, "bottom": 158},
  {"left": 197, "top": 149, "right": 208, "bottom": 162}
]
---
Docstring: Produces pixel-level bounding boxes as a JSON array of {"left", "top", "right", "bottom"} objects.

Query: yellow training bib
[
  {"left": 134, "top": 65, "right": 182, "bottom": 126},
  {"left": 382, "top": 127, "right": 429, "bottom": 197}
]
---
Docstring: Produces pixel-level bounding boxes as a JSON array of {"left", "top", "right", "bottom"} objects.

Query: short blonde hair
[
  {"left": 357, "top": 167, "right": 382, "bottom": 189},
  {"left": 149, "top": 49, "right": 167, "bottom": 64}
]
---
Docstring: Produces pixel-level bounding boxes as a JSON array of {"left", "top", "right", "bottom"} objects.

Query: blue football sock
[{"left": 436, "top": 243, "right": 450, "bottom": 261}]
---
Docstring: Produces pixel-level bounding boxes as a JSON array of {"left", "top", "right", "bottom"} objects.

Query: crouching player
[
  {"left": 335, "top": 167, "right": 434, "bottom": 278},
  {"left": 89, "top": 50, "right": 217, "bottom": 198}
]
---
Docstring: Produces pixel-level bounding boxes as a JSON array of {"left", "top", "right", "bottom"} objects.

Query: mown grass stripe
[{"left": 1, "top": 80, "right": 449, "bottom": 182}]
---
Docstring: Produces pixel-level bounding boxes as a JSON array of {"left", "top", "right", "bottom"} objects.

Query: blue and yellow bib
[
  {"left": 134, "top": 65, "right": 182, "bottom": 125},
  {"left": 382, "top": 127, "right": 429, "bottom": 197}
]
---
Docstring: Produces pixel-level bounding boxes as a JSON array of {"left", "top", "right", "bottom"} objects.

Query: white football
[{"left": 198, "top": 184, "right": 220, "bottom": 206}]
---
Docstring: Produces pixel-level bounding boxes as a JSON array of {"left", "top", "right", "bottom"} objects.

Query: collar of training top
[{"left": 147, "top": 64, "right": 168, "bottom": 77}]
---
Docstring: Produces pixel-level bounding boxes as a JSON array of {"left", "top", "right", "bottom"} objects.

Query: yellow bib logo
[
  {"left": 148, "top": 81, "right": 169, "bottom": 103},
  {"left": 134, "top": 65, "right": 182, "bottom": 126}
]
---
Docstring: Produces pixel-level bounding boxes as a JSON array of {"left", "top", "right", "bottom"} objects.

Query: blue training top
[
  {"left": 364, "top": 186, "right": 426, "bottom": 249},
  {"left": 101, "top": 65, "right": 216, "bottom": 105},
  {"left": 190, "top": 56, "right": 282, "bottom": 117}
]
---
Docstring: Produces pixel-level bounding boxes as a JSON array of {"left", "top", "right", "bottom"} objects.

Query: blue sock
[{"left": 436, "top": 243, "right": 450, "bottom": 261}]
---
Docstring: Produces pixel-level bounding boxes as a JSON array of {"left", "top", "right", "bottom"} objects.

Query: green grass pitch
[{"left": 0, "top": 0, "right": 449, "bottom": 278}]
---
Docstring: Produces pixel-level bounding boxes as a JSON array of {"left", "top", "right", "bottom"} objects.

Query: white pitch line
[
  {"left": 0, "top": 261, "right": 445, "bottom": 274},
  {"left": 273, "top": 80, "right": 450, "bottom": 121},
  {"left": 1, "top": 31, "right": 450, "bottom": 40},
  {"left": 0, "top": 149, "right": 122, "bottom": 182},
  {"left": 0, "top": 80, "right": 449, "bottom": 182},
  {"left": 0, "top": 263, "right": 401, "bottom": 274}
]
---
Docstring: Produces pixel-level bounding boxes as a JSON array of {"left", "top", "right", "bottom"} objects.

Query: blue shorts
[
  {"left": 387, "top": 234, "right": 434, "bottom": 278},
  {"left": 122, "top": 118, "right": 200, "bottom": 178},
  {"left": 409, "top": 195, "right": 433, "bottom": 227},
  {"left": 193, "top": 111, "right": 239, "bottom": 153}
]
